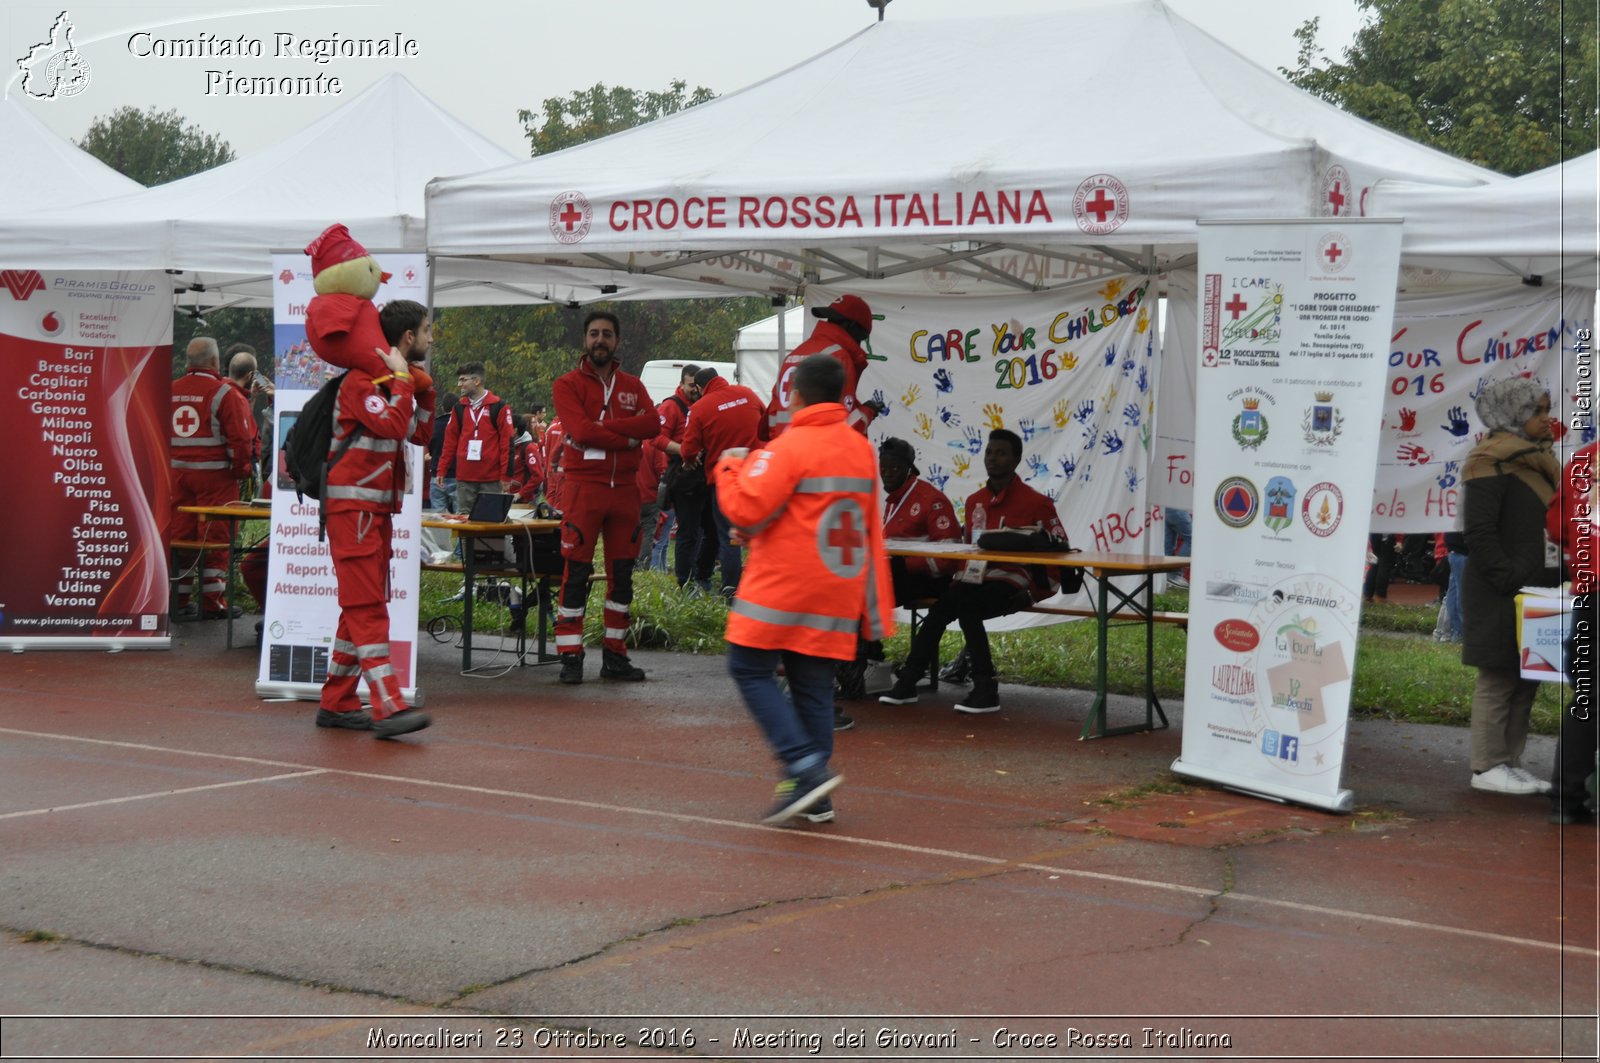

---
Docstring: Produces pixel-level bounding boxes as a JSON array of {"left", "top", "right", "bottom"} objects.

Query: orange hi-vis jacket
[{"left": 714, "top": 402, "right": 894, "bottom": 661}]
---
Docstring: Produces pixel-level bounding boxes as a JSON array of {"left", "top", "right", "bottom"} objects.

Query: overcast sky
[{"left": 5, "top": 0, "right": 1364, "bottom": 165}]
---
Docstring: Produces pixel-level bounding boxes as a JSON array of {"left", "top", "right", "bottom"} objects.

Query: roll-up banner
[
  {"left": 1173, "top": 219, "right": 1403, "bottom": 812},
  {"left": 0, "top": 270, "right": 173, "bottom": 650},
  {"left": 255, "top": 252, "right": 429, "bottom": 703}
]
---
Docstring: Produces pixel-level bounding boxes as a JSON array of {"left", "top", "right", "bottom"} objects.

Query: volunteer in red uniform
[
  {"left": 714, "top": 353, "right": 893, "bottom": 825},
  {"left": 878, "top": 436, "right": 962, "bottom": 601},
  {"left": 1547, "top": 440, "right": 1597, "bottom": 824},
  {"left": 654, "top": 365, "right": 714, "bottom": 587},
  {"left": 880, "top": 429, "right": 1067, "bottom": 715},
  {"left": 681, "top": 366, "right": 764, "bottom": 596},
  {"left": 542, "top": 416, "right": 567, "bottom": 513},
  {"left": 761, "top": 293, "right": 886, "bottom": 440},
  {"left": 436, "top": 362, "right": 515, "bottom": 518},
  {"left": 549, "top": 311, "right": 659, "bottom": 684},
  {"left": 317, "top": 299, "right": 434, "bottom": 739},
  {"left": 167, "top": 337, "right": 256, "bottom": 619}
]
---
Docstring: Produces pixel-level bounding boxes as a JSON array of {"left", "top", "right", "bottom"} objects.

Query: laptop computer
[{"left": 467, "top": 492, "right": 514, "bottom": 523}]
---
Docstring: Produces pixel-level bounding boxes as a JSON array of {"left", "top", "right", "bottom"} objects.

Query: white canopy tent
[
  {"left": 0, "top": 75, "right": 721, "bottom": 309},
  {"left": 1370, "top": 151, "right": 1600, "bottom": 287},
  {"left": 425, "top": 0, "right": 1501, "bottom": 298},
  {"left": 0, "top": 97, "right": 142, "bottom": 207}
]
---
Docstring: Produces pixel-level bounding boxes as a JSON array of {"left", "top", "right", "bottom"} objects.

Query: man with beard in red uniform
[
  {"left": 550, "top": 311, "right": 659, "bottom": 684},
  {"left": 762, "top": 294, "right": 886, "bottom": 440},
  {"left": 168, "top": 337, "right": 257, "bottom": 620}
]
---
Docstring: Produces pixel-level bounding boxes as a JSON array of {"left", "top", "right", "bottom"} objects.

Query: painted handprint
[
  {"left": 938, "top": 406, "right": 961, "bottom": 428},
  {"left": 1396, "top": 442, "right": 1432, "bottom": 466},
  {"left": 1082, "top": 425, "right": 1100, "bottom": 452},
  {"left": 1058, "top": 454, "right": 1078, "bottom": 481},
  {"left": 925, "top": 462, "right": 950, "bottom": 491},
  {"left": 901, "top": 383, "right": 921, "bottom": 408},
  {"left": 1025, "top": 454, "right": 1050, "bottom": 480},
  {"left": 914, "top": 412, "right": 934, "bottom": 440},
  {"left": 1073, "top": 399, "right": 1095, "bottom": 425},
  {"left": 1102, "top": 430, "right": 1124, "bottom": 454},
  {"left": 1122, "top": 402, "right": 1142, "bottom": 427},
  {"left": 1398, "top": 407, "right": 1418, "bottom": 432},
  {"left": 1126, "top": 468, "right": 1143, "bottom": 493},
  {"left": 869, "top": 389, "right": 890, "bottom": 416},
  {"left": 952, "top": 453, "right": 971, "bottom": 478},
  {"left": 963, "top": 426, "right": 984, "bottom": 454},
  {"left": 1061, "top": 350, "right": 1078, "bottom": 371},
  {"left": 982, "top": 402, "right": 1005, "bottom": 430},
  {"left": 932, "top": 367, "right": 954, "bottom": 394},
  {"left": 1436, "top": 460, "right": 1459, "bottom": 489},
  {"left": 1052, "top": 399, "right": 1071, "bottom": 428},
  {"left": 1018, "top": 415, "right": 1038, "bottom": 442},
  {"left": 1103, "top": 344, "right": 1118, "bottom": 367},
  {"left": 1136, "top": 365, "right": 1149, "bottom": 394},
  {"left": 1441, "top": 406, "right": 1470, "bottom": 436}
]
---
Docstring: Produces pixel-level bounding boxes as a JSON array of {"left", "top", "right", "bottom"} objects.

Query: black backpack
[{"left": 282, "top": 372, "right": 362, "bottom": 535}]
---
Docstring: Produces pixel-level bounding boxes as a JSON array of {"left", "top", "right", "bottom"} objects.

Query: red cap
[
  {"left": 304, "top": 223, "right": 390, "bottom": 283},
  {"left": 812, "top": 293, "right": 873, "bottom": 334}
]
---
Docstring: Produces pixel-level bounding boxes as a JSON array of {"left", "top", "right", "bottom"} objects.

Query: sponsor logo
[
  {"left": 1300, "top": 482, "right": 1344, "bottom": 537},
  {"left": 1231, "top": 396, "right": 1269, "bottom": 449},
  {"left": 1271, "top": 591, "right": 1344, "bottom": 610},
  {"left": 403, "top": 268, "right": 417, "bottom": 283},
  {"left": 1205, "top": 579, "right": 1268, "bottom": 604},
  {"left": 1262, "top": 729, "right": 1300, "bottom": 762},
  {"left": 1316, "top": 231, "right": 1350, "bottom": 273},
  {"left": 550, "top": 190, "right": 593, "bottom": 244},
  {"left": 1320, "top": 165, "right": 1352, "bottom": 217},
  {"left": 278, "top": 269, "right": 295, "bottom": 285},
  {"left": 1303, "top": 390, "right": 1345, "bottom": 447},
  {"left": 1214, "top": 619, "right": 1260, "bottom": 653},
  {"left": 17, "top": 11, "right": 91, "bottom": 100},
  {"left": 39, "top": 311, "right": 63, "bottom": 337},
  {"left": 2, "top": 270, "right": 47, "bottom": 301},
  {"left": 1212, "top": 663, "right": 1257, "bottom": 697},
  {"left": 1262, "top": 476, "right": 1296, "bottom": 533},
  {"left": 1072, "top": 174, "right": 1129, "bottom": 235},
  {"left": 1214, "top": 476, "right": 1259, "bottom": 528}
]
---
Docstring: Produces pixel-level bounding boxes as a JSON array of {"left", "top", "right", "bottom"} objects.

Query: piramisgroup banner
[{"left": 0, "top": 269, "right": 172, "bottom": 650}]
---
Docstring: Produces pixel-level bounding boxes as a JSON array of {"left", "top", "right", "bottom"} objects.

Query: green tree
[
  {"left": 518, "top": 79, "right": 715, "bottom": 156},
  {"left": 1284, "top": 0, "right": 1596, "bottom": 175},
  {"left": 77, "top": 105, "right": 234, "bottom": 186},
  {"left": 171, "top": 308, "right": 275, "bottom": 381}
]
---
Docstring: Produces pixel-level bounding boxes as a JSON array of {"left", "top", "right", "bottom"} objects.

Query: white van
[{"left": 637, "top": 359, "right": 741, "bottom": 404}]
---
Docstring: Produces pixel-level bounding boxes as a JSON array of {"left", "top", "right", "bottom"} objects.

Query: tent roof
[
  {"left": 426, "top": 0, "right": 1500, "bottom": 296},
  {"left": 1369, "top": 152, "right": 1599, "bottom": 286},
  {"left": 0, "top": 98, "right": 142, "bottom": 208}
]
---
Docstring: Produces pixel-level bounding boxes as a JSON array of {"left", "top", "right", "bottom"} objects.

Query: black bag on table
[{"left": 976, "top": 529, "right": 1083, "bottom": 595}]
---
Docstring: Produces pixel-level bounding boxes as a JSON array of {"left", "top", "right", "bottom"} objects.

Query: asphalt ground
[{"left": 0, "top": 614, "right": 1595, "bottom": 1063}]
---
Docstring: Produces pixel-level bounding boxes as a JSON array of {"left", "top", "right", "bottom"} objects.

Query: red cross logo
[
  {"left": 559, "top": 202, "right": 584, "bottom": 232},
  {"left": 1323, "top": 242, "right": 1343, "bottom": 265},
  {"left": 1084, "top": 189, "right": 1116, "bottom": 222},
  {"left": 829, "top": 509, "right": 864, "bottom": 566},
  {"left": 818, "top": 499, "right": 868, "bottom": 577},
  {"left": 173, "top": 406, "right": 201, "bottom": 437},
  {"left": 1225, "top": 294, "right": 1248, "bottom": 320},
  {"left": 1327, "top": 181, "right": 1345, "bottom": 213}
]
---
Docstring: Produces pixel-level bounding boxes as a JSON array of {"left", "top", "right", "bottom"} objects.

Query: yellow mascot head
[{"left": 304, "top": 223, "right": 388, "bottom": 298}]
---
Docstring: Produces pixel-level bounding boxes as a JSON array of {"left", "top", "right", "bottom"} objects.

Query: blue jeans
[
  {"left": 727, "top": 642, "right": 835, "bottom": 775},
  {"left": 710, "top": 488, "right": 743, "bottom": 593},
  {"left": 429, "top": 477, "right": 457, "bottom": 512},
  {"left": 1164, "top": 507, "right": 1192, "bottom": 557},
  {"left": 1444, "top": 550, "right": 1467, "bottom": 639},
  {"left": 650, "top": 510, "right": 676, "bottom": 571}
]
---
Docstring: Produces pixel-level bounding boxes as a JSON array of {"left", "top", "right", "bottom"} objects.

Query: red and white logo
[
  {"left": 1321, "top": 165, "right": 1352, "bottom": 217},
  {"left": 278, "top": 269, "right": 295, "bottom": 285},
  {"left": 39, "top": 311, "right": 63, "bottom": 337},
  {"left": 1, "top": 269, "right": 46, "bottom": 300},
  {"left": 172, "top": 404, "right": 202, "bottom": 438},
  {"left": 1214, "top": 619, "right": 1260, "bottom": 653},
  {"left": 403, "top": 268, "right": 417, "bottom": 283},
  {"left": 550, "top": 190, "right": 593, "bottom": 245},
  {"left": 1072, "top": 174, "right": 1129, "bottom": 235},
  {"left": 363, "top": 395, "right": 387, "bottom": 416},
  {"left": 1300, "top": 481, "right": 1344, "bottom": 537},
  {"left": 1316, "top": 231, "right": 1350, "bottom": 274}
]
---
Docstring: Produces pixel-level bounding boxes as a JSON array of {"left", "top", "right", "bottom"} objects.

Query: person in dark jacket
[{"left": 1461, "top": 377, "right": 1561, "bottom": 796}]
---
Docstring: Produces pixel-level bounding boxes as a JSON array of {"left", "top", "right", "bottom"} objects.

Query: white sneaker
[
  {"left": 1507, "top": 764, "right": 1554, "bottom": 794},
  {"left": 1470, "top": 763, "right": 1545, "bottom": 795}
]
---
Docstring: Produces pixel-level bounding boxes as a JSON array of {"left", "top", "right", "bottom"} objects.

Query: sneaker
[
  {"left": 763, "top": 769, "right": 842, "bottom": 825},
  {"left": 600, "top": 648, "right": 646, "bottom": 681},
  {"left": 878, "top": 680, "right": 920, "bottom": 705},
  {"left": 1506, "top": 764, "right": 1554, "bottom": 794},
  {"left": 373, "top": 709, "right": 431, "bottom": 739},
  {"left": 558, "top": 653, "right": 585, "bottom": 684},
  {"left": 833, "top": 707, "right": 855, "bottom": 732},
  {"left": 938, "top": 648, "right": 971, "bottom": 684},
  {"left": 954, "top": 677, "right": 1001, "bottom": 715},
  {"left": 1470, "top": 763, "right": 1545, "bottom": 795},
  {"left": 1168, "top": 571, "right": 1190, "bottom": 590},
  {"left": 315, "top": 708, "right": 374, "bottom": 730},
  {"left": 834, "top": 658, "right": 867, "bottom": 700},
  {"left": 801, "top": 797, "right": 836, "bottom": 824},
  {"left": 445, "top": 586, "right": 466, "bottom": 603},
  {"left": 862, "top": 659, "right": 898, "bottom": 695}
]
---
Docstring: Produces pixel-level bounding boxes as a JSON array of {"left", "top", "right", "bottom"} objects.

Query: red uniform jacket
[
  {"left": 170, "top": 368, "right": 256, "bottom": 479},
  {"left": 762, "top": 320, "right": 878, "bottom": 440},
  {"left": 543, "top": 419, "right": 567, "bottom": 512},
  {"left": 440, "top": 390, "right": 515, "bottom": 483},
  {"left": 883, "top": 475, "right": 962, "bottom": 579},
  {"left": 963, "top": 477, "right": 1067, "bottom": 601},
  {"left": 324, "top": 369, "right": 416, "bottom": 515},
  {"left": 654, "top": 387, "right": 693, "bottom": 451},
  {"left": 681, "top": 376, "right": 764, "bottom": 467},
  {"left": 551, "top": 360, "right": 657, "bottom": 487}
]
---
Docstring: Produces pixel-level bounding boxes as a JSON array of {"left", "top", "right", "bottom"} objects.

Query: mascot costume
[{"left": 302, "top": 223, "right": 432, "bottom": 393}]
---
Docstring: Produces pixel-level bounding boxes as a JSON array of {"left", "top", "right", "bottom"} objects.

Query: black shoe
[
  {"left": 559, "top": 652, "right": 585, "bottom": 685},
  {"left": 600, "top": 648, "right": 646, "bottom": 681},
  {"left": 315, "top": 708, "right": 373, "bottom": 730},
  {"left": 834, "top": 657, "right": 868, "bottom": 700},
  {"left": 373, "top": 709, "right": 431, "bottom": 739},
  {"left": 203, "top": 604, "right": 245, "bottom": 620},
  {"left": 1549, "top": 806, "right": 1595, "bottom": 826},
  {"left": 938, "top": 648, "right": 972, "bottom": 684},
  {"left": 833, "top": 707, "right": 856, "bottom": 732},
  {"left": 954, "top": 676, "right": 1001, "bottom": 715},
  {"left": 878, "top": 679, "right": 919, "bottom": 705},
  {"left": 171, "top": 603, "right": 201, "bottom": 622},
  {"left": 763, "top": 767, "right": 842, "bottom": 825},
  {"left": 801, "top": 797, "right": 835, "bottom": 824}
]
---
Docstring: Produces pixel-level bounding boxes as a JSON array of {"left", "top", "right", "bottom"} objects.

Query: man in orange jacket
[{"left": 714, "top": 353, "right": 894, "bottom": 825}]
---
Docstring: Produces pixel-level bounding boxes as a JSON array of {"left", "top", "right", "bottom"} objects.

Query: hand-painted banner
[
  {"left": 254, "top": 253, "right": 429, "bottom": 703},
  {"left": 1151, "top": 278, "right": 1593, "bottom": 530},
  {"left": 1173, "top": 219, "right": 1403, "bottom": 812},
  {"left": 0, "top": 269, "right": 172, "bottom": 650},
  {"left": 818, "top": 276, "right": 1158, "bottom": 628}
]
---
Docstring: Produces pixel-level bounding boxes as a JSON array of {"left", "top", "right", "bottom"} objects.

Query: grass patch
[{"left": 20, "top": 929, "right": 60, "bottom": 942}]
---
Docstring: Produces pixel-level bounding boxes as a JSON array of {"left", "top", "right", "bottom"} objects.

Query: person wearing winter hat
[
  {"left": 1461, "top": 376, "right": 1562, "bottom": 795},
  {"left": 761, "top": 293, "right": 886, "bottom": 440}
]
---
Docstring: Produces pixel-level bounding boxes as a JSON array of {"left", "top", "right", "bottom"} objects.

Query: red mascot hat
[{"left": 304, "top": 223, "right": 391, "bottom": 283}]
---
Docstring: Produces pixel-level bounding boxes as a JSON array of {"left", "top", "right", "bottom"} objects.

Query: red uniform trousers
[
  {"left": 556, "top": 480, "right": 642, "bottom": 657},
  {"left": 167, "top": 468, "right": 242, "bottom": 612},
  {"left": 320, "top": 510, "right": 406, "bottom": 720}
]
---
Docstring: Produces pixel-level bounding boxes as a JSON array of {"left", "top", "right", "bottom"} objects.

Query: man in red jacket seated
[
  {"left": 880, "top": 428, "right": 1067, "bottom": 715},
  {"left": 435, "top": 361, "right": 515, "bottom": 519},
  {"left": 550, "top": 311, "right": 659, "bottom": 684},
  {"left": 681, "top": 366, "right": 764, "bottom": 597}
]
